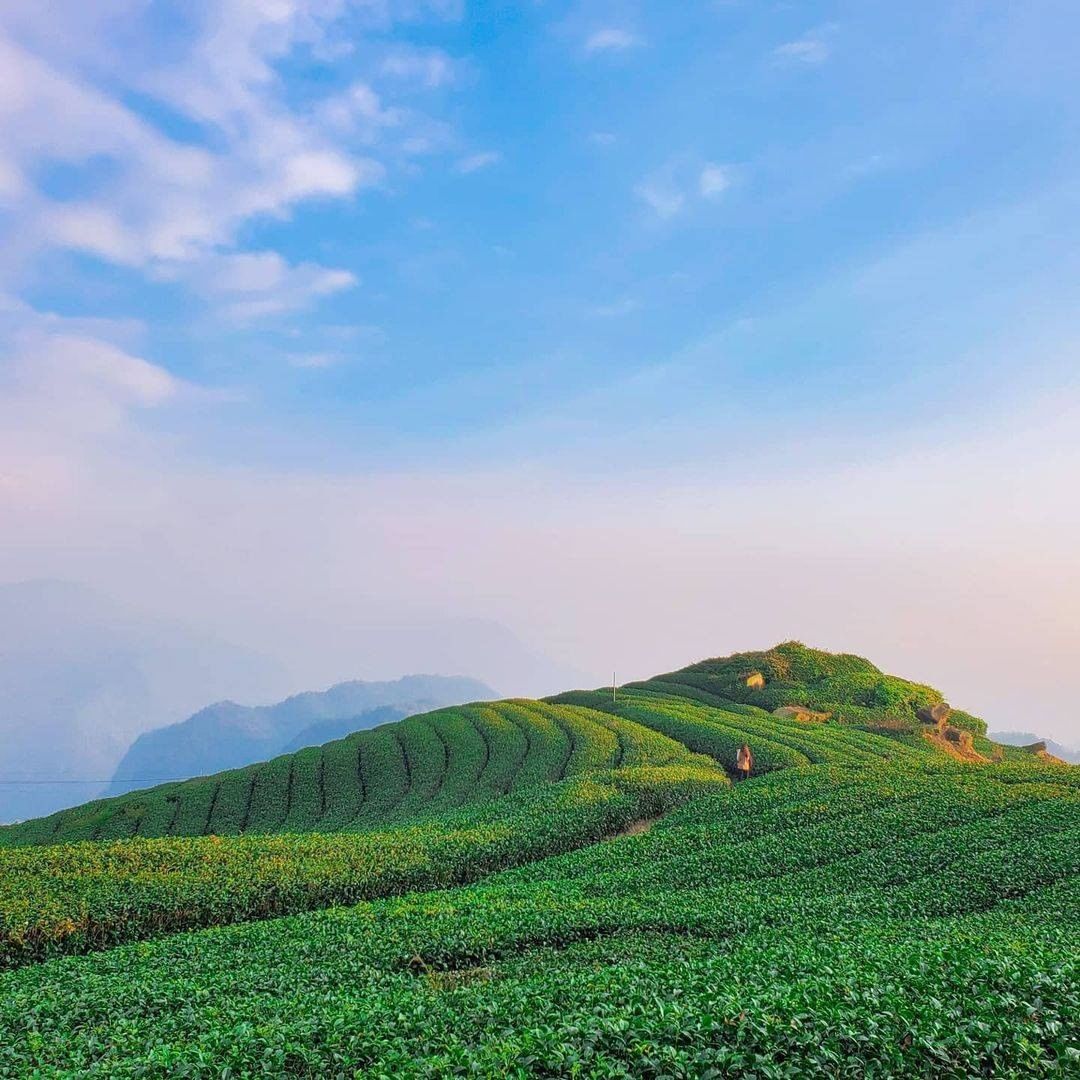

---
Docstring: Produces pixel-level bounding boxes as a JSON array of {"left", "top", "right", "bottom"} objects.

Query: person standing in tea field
[{"left": 736, "top": 744, "right": 754, "bottom": 780}]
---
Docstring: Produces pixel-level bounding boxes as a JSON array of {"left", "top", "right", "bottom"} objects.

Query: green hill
[
  {"left": 1, "top": 700, "right": 707, "bottom": 847},
  {"left": 1, "top": 643, "right": 1077, "bottom": 1077},
  {"left": 3, "top": 642, "right": 972, "bottom": 848}
]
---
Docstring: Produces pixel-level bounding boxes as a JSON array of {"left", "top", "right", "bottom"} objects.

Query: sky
[{"left": 1, "top": 1, "right": 1079, "bottom": 742}]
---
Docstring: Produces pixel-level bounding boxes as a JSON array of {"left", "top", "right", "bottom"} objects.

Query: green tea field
[{"left": 1, "top": 643, "right": 1077, "bottom": 1077}]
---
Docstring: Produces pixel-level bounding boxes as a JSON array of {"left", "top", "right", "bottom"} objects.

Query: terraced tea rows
[
  {"left": 3, "top": 761, "right": 1076, "bottom": 1077},
  {"left": 0, "top": 642, "right": 1077, "bottom": 1076},
  {"left": 1, "top": 701, "right": 705, "bottom": 847},
  {"left": 550, "top": 686, "right": 930, "bottom": 774},
  {"left": 4, "top": 645, "right": 945, "bottom": 849},
  {"left": 0, "top": 764, "right": 728, "bottom": 969}
]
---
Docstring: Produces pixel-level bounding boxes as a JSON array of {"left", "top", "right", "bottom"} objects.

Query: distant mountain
[
  {"left": 110, "top": 674, "right": 495, "bottom": 792},
  {"left": 266, "top": 613, "right": 586, "bottom": 701},
  {"left": 279, "top": 705, "right": 410, "bottom": 754},
  {"left": 989, "top": 731, "right": 1080, "bottom": 764},
  {"left": 0, "top": 580, "right": 290, "bottom": 824}
]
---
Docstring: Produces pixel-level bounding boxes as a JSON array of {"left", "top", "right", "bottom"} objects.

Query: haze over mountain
[
  {"left": 0, "top": 578, "right": 570, "bottom": 822},
  {"left": 0, "top": 580, "right": 291, "bottom": 823},
  {"left": 279, "top": 706, "right": 407, "bottom": 755},
  {"left": 111, "top": 674, "right": 495, "bottom": 794}
]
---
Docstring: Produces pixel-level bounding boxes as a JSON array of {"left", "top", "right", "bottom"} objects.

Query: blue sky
[{"left": 1, "top": 2, "right": 1079, "bottom": 738}]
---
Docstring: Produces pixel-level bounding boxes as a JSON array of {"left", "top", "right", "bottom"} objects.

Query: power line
[{"left": 0, "top": 778, "right": 190, "bottom": 785}]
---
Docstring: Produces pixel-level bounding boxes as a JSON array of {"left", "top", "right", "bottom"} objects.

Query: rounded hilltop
[{"left": 640, "top": 640, "right": 988, "bottom": 738}]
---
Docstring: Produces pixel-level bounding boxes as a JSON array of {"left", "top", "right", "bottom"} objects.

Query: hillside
[
  {"left": 0, "top": 643, "right": 1077, "bottom": 1076},
  {"left": 3, "top": 699, "right": 705, "bottom": 847},
  {"left": 279, "top": 704, "right": 410, "bottom": 753},
  {"left": 3, "top": 643, "right": 957, "bottom": 848},
  {"left": 109, "top": 673, "right": 495, "bottom": 796}
]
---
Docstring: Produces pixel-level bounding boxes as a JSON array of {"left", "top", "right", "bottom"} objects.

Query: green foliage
[
  {"left": 0, "top": 701, "right": 708, "bottom": 848},
  {"left": 651, "top": 640, "right": 952, "bottom": 730},
  {"left": 0, "top": 762, "right": 1076, "bottom": 1077},
  {"left": 0, "top": 765, "right": 727, "bottom": 969},
  {"left": 948, "top": 707, "right": 990, "bottom": 736},
  {"left": 0, "top": 642, "right": 1074, "bottom": 1076}
]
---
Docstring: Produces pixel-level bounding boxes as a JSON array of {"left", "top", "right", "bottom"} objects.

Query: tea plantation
[
  {"left": 1, "top": 701, "right": 703, "bottom": 846},
  {"left": 1, "top": 643, "right": 1077, "bottom": 1077}
]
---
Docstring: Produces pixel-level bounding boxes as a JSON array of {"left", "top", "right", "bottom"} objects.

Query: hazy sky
[{"left": 1, "top": 2, "right": 1078, "bottom": 741}]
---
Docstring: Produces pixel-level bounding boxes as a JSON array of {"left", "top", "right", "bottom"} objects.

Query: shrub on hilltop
[{"left": 648, "top": 641, "right": 987, "bottom": 735}]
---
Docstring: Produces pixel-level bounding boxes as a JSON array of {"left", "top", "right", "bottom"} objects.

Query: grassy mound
[{"left": 644, "top": 640, "right": 988, "bottom": 734}]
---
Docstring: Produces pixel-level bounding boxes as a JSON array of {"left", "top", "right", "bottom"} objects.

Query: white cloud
[
  {"left": 0, "top": 2, "right": 457, "bottom": 314},
  {"left": 773, "top": 35, "right": 830, "bottom": 65},
  {"left": 636, "top": 160, "right": 738, "bottom": 220},
  {"left": 0, "top": 156, "right": 26, "bottom": 201},
  {"left": 454, "top": 150, "right": 502, "bottom": 175},
  {"left": 0, "top": 303, "right": 188, "bottom": 456},
  {"left": 47, "top": 334, "right": 179, "bottom": 406},
  {"left": 699, "top": 163, "right": 732, "bottom": 198},
  {"left": 164, "top": 251, "right": 358, "bottom": 321},
  {"left": 635, "top": 177, "right": 685, "bottom": 220},
  {"left": 318, "top": 81, "right": 404, "bottom": 140},
  {"left": 288, "top": 352, "right": 342, "bottom": 369},
  {"left": 588, "top": 131, "right": 617, "bottom": 147},
  {"left": 379, "top": 46, "right": 459, "bottom": 89},
  {"left": 584, "top": 28, "right": 641, "bottom": 54},
  {"left": 40, "top": 204, "right": 142, "bottom": 264},
  {"left": 0, "top": 22, "right": 375, "bottom": 268}
]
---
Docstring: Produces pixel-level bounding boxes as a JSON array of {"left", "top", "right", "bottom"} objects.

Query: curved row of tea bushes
[
  {"left": 0, "top": 764, "right": 728, "bottom": 969},
  {"left": 2, "top": 763, "right": 1075, "bottom": 1077},
  {"left": 0, "top": 702, "right": 710, "bottom": 848}
]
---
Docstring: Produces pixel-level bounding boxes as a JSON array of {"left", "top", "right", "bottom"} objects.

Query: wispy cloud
[
  {"left": 0, "top": 23, "right": 369, "bottom": 269},
  {"left": 454, "top": 150, "right": 502, "bottom": 174},
  {"left": 699, "top": 164, "right": 733, "bottom": 198},
  {"left": 0, "top": 299, "right": 193, "bottom": 455},
  {"left": 0, "top": 2, "right": 459, "bottom": 317},
  {"left": 588, "top": 131, "right": 617, "bottom": 147},
  {"left": 584, "top": 28, "right": 641, "bottom": 55},
  {"left": 288, "top": 352, "right": 343, "bottom": 370},
  {"left": 635, "top": 177, "right": 685, "bottom": 220},
  {"left": 636, "top": 160, "right": 737, "bottom": 221},
  {"left": 773, "top": 34, "right": 830, "bottom": 65},
  {"left": 591, "top": 298, "right": 638, "bottom": 318},
  {"left": 379, "top": 46, "right": 460, "bottom": 89},
  {"left": 160, "top": 252, "right": 358, "bottom": 322},
  {"left": 317, "top": 82, "right": 405, "bottom": 139}
]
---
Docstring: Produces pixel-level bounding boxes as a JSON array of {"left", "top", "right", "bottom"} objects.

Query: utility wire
[{"left": 0, "top": 778, "right": 190, "bottom": 784}]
